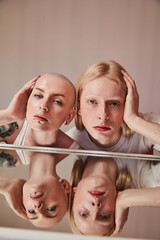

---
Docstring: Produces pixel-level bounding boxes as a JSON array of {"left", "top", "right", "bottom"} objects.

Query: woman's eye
[
  {"left": 34, "top": 94, "right": 42, "bottom": 98},
  {"left": 47, "top": 206, "right": 57, "bottom": 212},
  {"left": 53, "top": 100, "right": 63, "bottom": 105},
  {"left": 28, "top": 209, "right": 36, "bottom": 214}
]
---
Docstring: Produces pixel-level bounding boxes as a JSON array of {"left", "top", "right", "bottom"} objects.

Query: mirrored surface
[{"left": 0, "top": 145, "right": 160, "bottom": 239}]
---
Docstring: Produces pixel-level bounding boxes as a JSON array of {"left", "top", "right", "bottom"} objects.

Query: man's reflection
[
  {"left": 0, "top": 151, "right": 71, "bottom": 228},
  {"left": 69, "top": 156, "right": 160, "bottom": 236},
  {"left": 69, "top": 157, "right": 128, "bottom": 236}
]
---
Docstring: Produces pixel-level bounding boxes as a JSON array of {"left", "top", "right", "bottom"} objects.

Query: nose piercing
[{"left": 40, "top": 106, "right": 48, "bottom": 111}]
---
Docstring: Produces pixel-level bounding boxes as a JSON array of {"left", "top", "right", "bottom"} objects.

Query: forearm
[
  {"left": 128, "top": 115, "right": 160, "bottom": 145},
  {"left": 0, "top": 176, "right": 10, "bottom": 195},
  {"left": 0, "top": 109, "right": 16, "bottom": 125},
  {"left": 120, "top": 188, "right": 160, "bottom": 208}
]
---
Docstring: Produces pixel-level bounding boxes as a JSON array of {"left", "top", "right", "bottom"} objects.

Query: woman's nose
[
  {"left": 34, "top": 202, "right": 43, "bottom": 209},
  {"left": 40, "top": 102, "right": 48, "bottom": 112}
]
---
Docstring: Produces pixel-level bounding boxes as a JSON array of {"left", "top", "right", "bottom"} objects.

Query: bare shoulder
[{"left": 0, "top": 120, "right": 24, "bottom": 144}]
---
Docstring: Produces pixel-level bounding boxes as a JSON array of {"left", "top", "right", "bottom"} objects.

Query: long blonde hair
[
  {"left": 68, "top": 158, "right": 133, "bottom": 235},
  {"left": 75, "top": 60, "right": 134, "bottom": 138}
]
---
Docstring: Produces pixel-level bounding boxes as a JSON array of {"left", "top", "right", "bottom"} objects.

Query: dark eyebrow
[{"left": 35, "top": 88, "right": 65, "bottom": 97}]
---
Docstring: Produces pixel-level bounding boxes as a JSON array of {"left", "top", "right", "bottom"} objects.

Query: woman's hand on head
[
  {"left": 4, "top": 178, "right": 29, "bottom": 220},
  {"left": 111, "top": 191, "right": 129, "bottom": 237},
  {"left": 6, "top": 75, "right": 40, "bottom": 122},
  {"left": 122, "top": 70, "right": 139, "bottom": 129}
]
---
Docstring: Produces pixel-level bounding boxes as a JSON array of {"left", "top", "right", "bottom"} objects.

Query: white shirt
[{"left": 66, "top": 112, "right": 160, "bottom": 188}]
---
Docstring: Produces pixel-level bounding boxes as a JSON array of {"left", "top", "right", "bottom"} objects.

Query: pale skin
[
  {"left": 22, "top": 152, "right": 71, "bottom": 228},
  {"left": 122, "top": 70, "right": 160, "bottom": 145},
  {"left": 72, "top": 157, "right": 160, "bottom": 236},
  {"left": 0, "top": 152, "right": 71, "bottom": 227},
  {"left": 111, "top": 187, "right": 160, "bottom": 236},
  {"left": 0, "top": 176, "right": 28, "bottom": 220},
  {"left": 0, "top": 73, "right": 76, "bottom": 147},
  {"left": 76, "top": 69, "right": 160, "bottom": 235},
  {"left": 79, "top": 70, "right": 160, "bottom": 147},
  {"left": 72, "top": 157, "right": 118, "bottom": 236}
]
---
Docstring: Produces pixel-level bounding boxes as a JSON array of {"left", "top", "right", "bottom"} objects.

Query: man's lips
[
  {"left": 30, "top": 193, "right": 44, "bottom": 201},
  {"left": 93, "top": 126, "right": 111, "bottom": 132},
  {"left": 34, "top": 115, "right": 48, "bottom": 122},
  {"left": 88, "top": 191, "right": 105, "bottom": 198}
]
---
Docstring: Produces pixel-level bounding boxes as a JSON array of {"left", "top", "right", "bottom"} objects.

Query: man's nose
[
  {"left": 98, "top": 104, "right": 109, "bottom": 121},
  {"left": 91, "top": 200, "right": 101, "bottom": 208}
]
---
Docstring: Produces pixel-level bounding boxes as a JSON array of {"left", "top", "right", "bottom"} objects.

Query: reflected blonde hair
[
  {"left": 68, "top": 158, "right": 133, "bottom": 235},
  {"left": 75, "top": 60, "right": 134, "bottom": 138}
]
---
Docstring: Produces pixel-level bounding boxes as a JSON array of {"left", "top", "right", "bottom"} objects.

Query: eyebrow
[
  {"left": 35, "top": 87, "right": 65, "bottom": 97},
  {"left": 29, "top": 214, "right": 57, "bottom": 220}
]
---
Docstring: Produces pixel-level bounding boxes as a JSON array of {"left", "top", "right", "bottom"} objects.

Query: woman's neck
[
  {"left": 82, "top": 157, "right": 118, "bottom": 183},
  {"left": 25, "top": 127, "right": 61, "bottom": 147},
  {"left": 28, "top": 152, "right": 58, "bottom": 180}
]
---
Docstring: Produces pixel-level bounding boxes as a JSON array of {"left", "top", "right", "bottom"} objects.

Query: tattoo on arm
[
  {"left": 0, "top": 152, "right": 17, "bottom": 167},
  {"left": 0, "top": 122, "right": 18, "bottom": 138}
]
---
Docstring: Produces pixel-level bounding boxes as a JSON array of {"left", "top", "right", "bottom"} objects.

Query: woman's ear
[
  {"left": 65, "top": 109, "right": 76, "bottom": 125},
  {"left": 59, "top": 178, "right": 71, "bottom": 193}
]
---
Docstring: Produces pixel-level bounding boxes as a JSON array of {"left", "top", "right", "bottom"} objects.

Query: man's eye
[
  {"left": 47, "top": 206, "right": 57, "bottom": 212},
  {"left": 80, "top": 212, "right": 88, "bottom": 217},
  {"left": 108, "top": 101, "right": 119, "bottom": 106},
  {"left": 28, "top": 209, "right": 36, "bottom": 214},
  {"left": 88, "top": 100, "right": 96, "bottom": 104},
  {"left": 99, "top": 214, "right": 110, "bottom": 220}
]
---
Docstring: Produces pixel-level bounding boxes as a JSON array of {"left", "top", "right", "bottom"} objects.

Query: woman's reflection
[{"left": 0, "top": 151, "right": 71, "bottom": 228}]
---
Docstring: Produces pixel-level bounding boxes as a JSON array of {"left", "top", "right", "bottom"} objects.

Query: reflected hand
[
  {"left": 111, "top": 191, "right": 129, "bottom": 236},
  {"left": 6, "top": 75, "right": 40, "bottom": 122},
  {"left": 122, "top": 70, "right": 139, "bottom": 129},
  {"left": 4, "top": 178, "right": 29, "bottom": 220}
]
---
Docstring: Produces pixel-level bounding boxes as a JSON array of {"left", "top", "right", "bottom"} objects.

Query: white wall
[{"left": 0, "top": 0, "right": 160, "bottom": 239}]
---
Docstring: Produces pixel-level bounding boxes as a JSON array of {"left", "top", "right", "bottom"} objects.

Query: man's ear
[
  {"left": 72, "top": 187, "right": 77, "bottom": 195},
  {"left": 77, "top": 102, "right": 81, "bottom": 115},
  {"left": 59, "top": 178, "right": 71, "bottom": 193},
  {"left": 65, "top": 109, "right": 76, "bottom": 125}
]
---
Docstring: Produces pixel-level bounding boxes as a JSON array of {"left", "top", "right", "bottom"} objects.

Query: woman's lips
[
  {"left": 34, "top": 115, "right": 48, "bottom": 122},
  {"left": 88, "top": 191, "right": 105, "bottom": 198},
  {"left": 93, "top": 126, "right": 110, "bottom": 132}
]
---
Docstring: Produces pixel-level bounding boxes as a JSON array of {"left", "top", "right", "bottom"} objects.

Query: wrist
[
  {"left": 1, "top": 109, "right": 15, "bottom": 124},
  {"left": 125, "top": 115, "right": 140, "bottom": 131}
]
